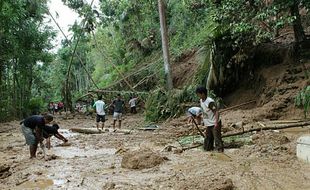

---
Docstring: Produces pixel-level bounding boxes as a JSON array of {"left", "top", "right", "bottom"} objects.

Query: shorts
[
  {"left": 21, "top": 124, "right": 36, "bottom": 145},
  {"left": 113, "top": 112, "right": 122, "bottom": 120},
  {"left": 96, "top": 114, "right": 105, "bottom": 122}
]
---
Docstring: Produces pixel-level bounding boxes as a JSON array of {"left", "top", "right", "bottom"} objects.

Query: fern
[{"left": 295, "top": 86, "right": 310, "bottom": 118}]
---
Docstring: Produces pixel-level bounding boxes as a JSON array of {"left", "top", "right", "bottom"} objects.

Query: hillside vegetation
[{"left": 1, "top": 0, "right": 310, "bottom": 121}]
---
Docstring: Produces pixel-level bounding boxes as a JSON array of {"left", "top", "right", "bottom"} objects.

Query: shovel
[{"left": 190, "top": 115, "right": 205, "bottom": 138}]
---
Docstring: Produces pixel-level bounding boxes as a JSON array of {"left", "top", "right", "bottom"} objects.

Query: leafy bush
[
  {"left": 26, "top": 97, "right": 45, "bottom": 115},
  {"left": 295, "top": 86, "right": 310, "bottom": 118},
  {"left": 145, "top": 86, "right": 198, "bottom": 122}
]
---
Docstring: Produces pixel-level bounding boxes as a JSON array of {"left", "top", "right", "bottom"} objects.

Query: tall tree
[{"left": 0, "top": 0, "right": 55, "bottom": 121}]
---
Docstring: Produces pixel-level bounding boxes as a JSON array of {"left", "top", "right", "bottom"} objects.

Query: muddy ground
[{"left": 0, "top": 111, "right": 310, "bottom": 190}]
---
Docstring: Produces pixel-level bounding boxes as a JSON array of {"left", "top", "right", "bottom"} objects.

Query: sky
[{"left": 46, "top": 0, "right": 100, "bottom": 51}]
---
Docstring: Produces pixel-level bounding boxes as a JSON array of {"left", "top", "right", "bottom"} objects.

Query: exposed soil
[
  {"left": 1, "top": 108, "right": 310, "bottom": 190},
  {"left": 171, "top": 48, "right": 201, "bottom": 88}
]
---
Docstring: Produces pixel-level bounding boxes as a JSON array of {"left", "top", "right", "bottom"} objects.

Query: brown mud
[{"left": 0, "top": 111, "right": 310, "bottom": 190}]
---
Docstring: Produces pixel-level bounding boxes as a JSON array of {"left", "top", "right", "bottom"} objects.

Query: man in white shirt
[
  {"left": 128, "top": 96, "right": 138, "bottom": 114},
  {"left": 93, "top": 95, "right": 106, "bottom": 130},
  {"left": 196, "top": 86, "right": 223, "bottom": 152}
]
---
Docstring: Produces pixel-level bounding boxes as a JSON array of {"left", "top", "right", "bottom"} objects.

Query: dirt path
[{"left": 1, "top": 113, "right": 310, "bottom": 190}]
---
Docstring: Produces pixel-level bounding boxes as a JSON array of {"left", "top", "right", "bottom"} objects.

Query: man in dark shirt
[
  {"left": 112, "top": 94, "right": 125, "bottom": 130},
  {"left": 42, "top": 124, "right": 68, "bottom": 149},
  {"left": 20, "top": 114, "right": 53, "bottom": 159}
]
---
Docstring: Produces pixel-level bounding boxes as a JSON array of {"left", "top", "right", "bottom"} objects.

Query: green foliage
[
  {"left": 295, "top": 86, "right": 310, "bottom": 118},
  {"left": 145, "top": 86, "right": 198, "bottom": 122},
  {"left": 26, "top": 97, "right": 45, "bottom": 115},
  {"left": 194, "top": 47, "right": 211, "bottom": 85},
  {"left": 0, "top": 0, "right": 55, "bottom": 121}
]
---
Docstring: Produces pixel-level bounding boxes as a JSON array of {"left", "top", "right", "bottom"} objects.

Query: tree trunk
[
  {"left": 291, "top": 0, "right": 306, "bottom": 43},
  {"left": 158, "top": 0, "right": 173, "bottom": 90}
]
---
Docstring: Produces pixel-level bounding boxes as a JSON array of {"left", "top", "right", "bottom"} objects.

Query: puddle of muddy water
[
  {"left": 50, "top": 146, "right": 116, "bottom": 159},
  {"left": 281, "top": 127, "right": 310, "bottom": 135},
  {"left": 58, "top": 129, "right": 78, "bottom": 138},
  {"left": 17, "top": 178, "right": 53, "bottom": 189},
  {"left": 209, "top": 152, "right": 233, "bottom": 162}
]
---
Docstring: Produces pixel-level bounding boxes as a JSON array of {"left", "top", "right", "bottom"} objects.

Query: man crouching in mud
[
  {"left": 43, "top": 124, "right": 68, "bottom": 150},
  {"left": 196, "top": 86, "right": 224, "bottom": 152},
  {"left": 20, "top": 114, "right": 53, "bottom": 159}
]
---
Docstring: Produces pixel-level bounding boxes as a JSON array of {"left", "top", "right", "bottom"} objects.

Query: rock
[
  {"left": 234, "top": 121, "right": 244, "bottom": 129},
  {"left": 173, "top": 149, "right": 183, "bottom": 154},
  {"left": 102, "top": 182, "right": 116, "bottom": 190},
  {"left": 121, "top": 149, "right": 166, "bottom": 170},
  {"left": 211, "top": 179, "right": 234, "bottom": 190},
  {"left": 0, "top": 165, "right": 11, "bottom": 179}
]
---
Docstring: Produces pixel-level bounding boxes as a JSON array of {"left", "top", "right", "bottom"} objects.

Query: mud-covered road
[{"left": 1, "top": 113, "right": 310, "bottom": 190}]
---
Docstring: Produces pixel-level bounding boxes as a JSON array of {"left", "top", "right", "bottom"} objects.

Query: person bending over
[{"left": 20, "top": 114, "right": 54, "bottom": 159}]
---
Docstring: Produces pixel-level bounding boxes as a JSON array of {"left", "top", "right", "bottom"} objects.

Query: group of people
[
  {"left": 48, "top": 101, "right": 64, "bottom": 115},
  {"left": 21, "top": 86, "right": 223, "bottom": 159},
  {"left": 93, "top": 94, "right": 138, "bottom": 131}
]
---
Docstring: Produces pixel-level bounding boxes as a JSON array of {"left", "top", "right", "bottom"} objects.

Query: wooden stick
[
  {"left": 220, "top": 100, "right": 256, "bottom": 113},
  {"left": 222, "top": 121, "right": 310, "bottom": 138}
]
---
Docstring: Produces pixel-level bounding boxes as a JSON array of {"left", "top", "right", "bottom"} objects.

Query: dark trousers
[
  {"left": 204, "top": 122, "right": 224, "bottom": 152},
  {"left": 130, "top": 106, "right": 137, "bottom": 114}
]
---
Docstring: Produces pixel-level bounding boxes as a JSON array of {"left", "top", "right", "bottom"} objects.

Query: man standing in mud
[
  {"left": 129, "top": 96, "right": 138, "bottom": 114},
  {"left": 93, "top": 95, "right": 106, "bottom": 130},
  {"left": 196, "top": 87, "right": 224, "bottom": 152},
  {"left": 112, "top": 94, "right": 125, "bottom": 130},
  {"left": 20, "top": 114, "right": 54, "bottom": 159}
]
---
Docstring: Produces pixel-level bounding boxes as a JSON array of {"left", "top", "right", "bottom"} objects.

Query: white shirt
[
  {"left": 200, "top": 97, "right": 217, "bottom": 126},
  {"left": 188, "top": 107, "right": 202, "bottom": 116},
  {"left": 129, "top": 98, "right": 137, "bottom": 108},
  {"left": 94, "top": 100, "right": 105, "bottom": 115}
]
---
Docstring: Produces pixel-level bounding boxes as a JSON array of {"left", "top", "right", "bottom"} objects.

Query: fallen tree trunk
[
  {"left": 70, "top": 128, "right": 132, "bottom": 134},
  {"left": 222, "top": 121, "right": 310, "bottom": 138},
  {"left": 70, "top": 128, "right": 105, "bottom": 134}
]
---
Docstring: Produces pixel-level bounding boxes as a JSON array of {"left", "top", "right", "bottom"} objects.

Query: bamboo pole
[
  {"left": 89, "top": 89, "right": 149, "bottom": 95},
  {"left": 220, "top": 100, "right": 256, "bottom": 113},
  {"left": 47, "top": 8, "right": 99, "bottom": 90},
  {"left": 222, "top": 121, "right": 310, "bottom": 138},
  {"left": 91, "top": 31, "right": 136, "bottom": 92}
]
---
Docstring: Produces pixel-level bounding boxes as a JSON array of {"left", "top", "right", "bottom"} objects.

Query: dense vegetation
[{"left": 0, "top": 0, "right": 309, "bottom": 122}]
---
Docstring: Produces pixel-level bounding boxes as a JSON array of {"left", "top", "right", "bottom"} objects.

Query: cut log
[
  {"left": 70, "top": 128, "right": 132, "bottom": 134},
  {"left": 267, "top": 120, "right": 305, "bottom": 124},
  {"left": 222, "top": 121, "right": 310, "bottom": 138}
]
